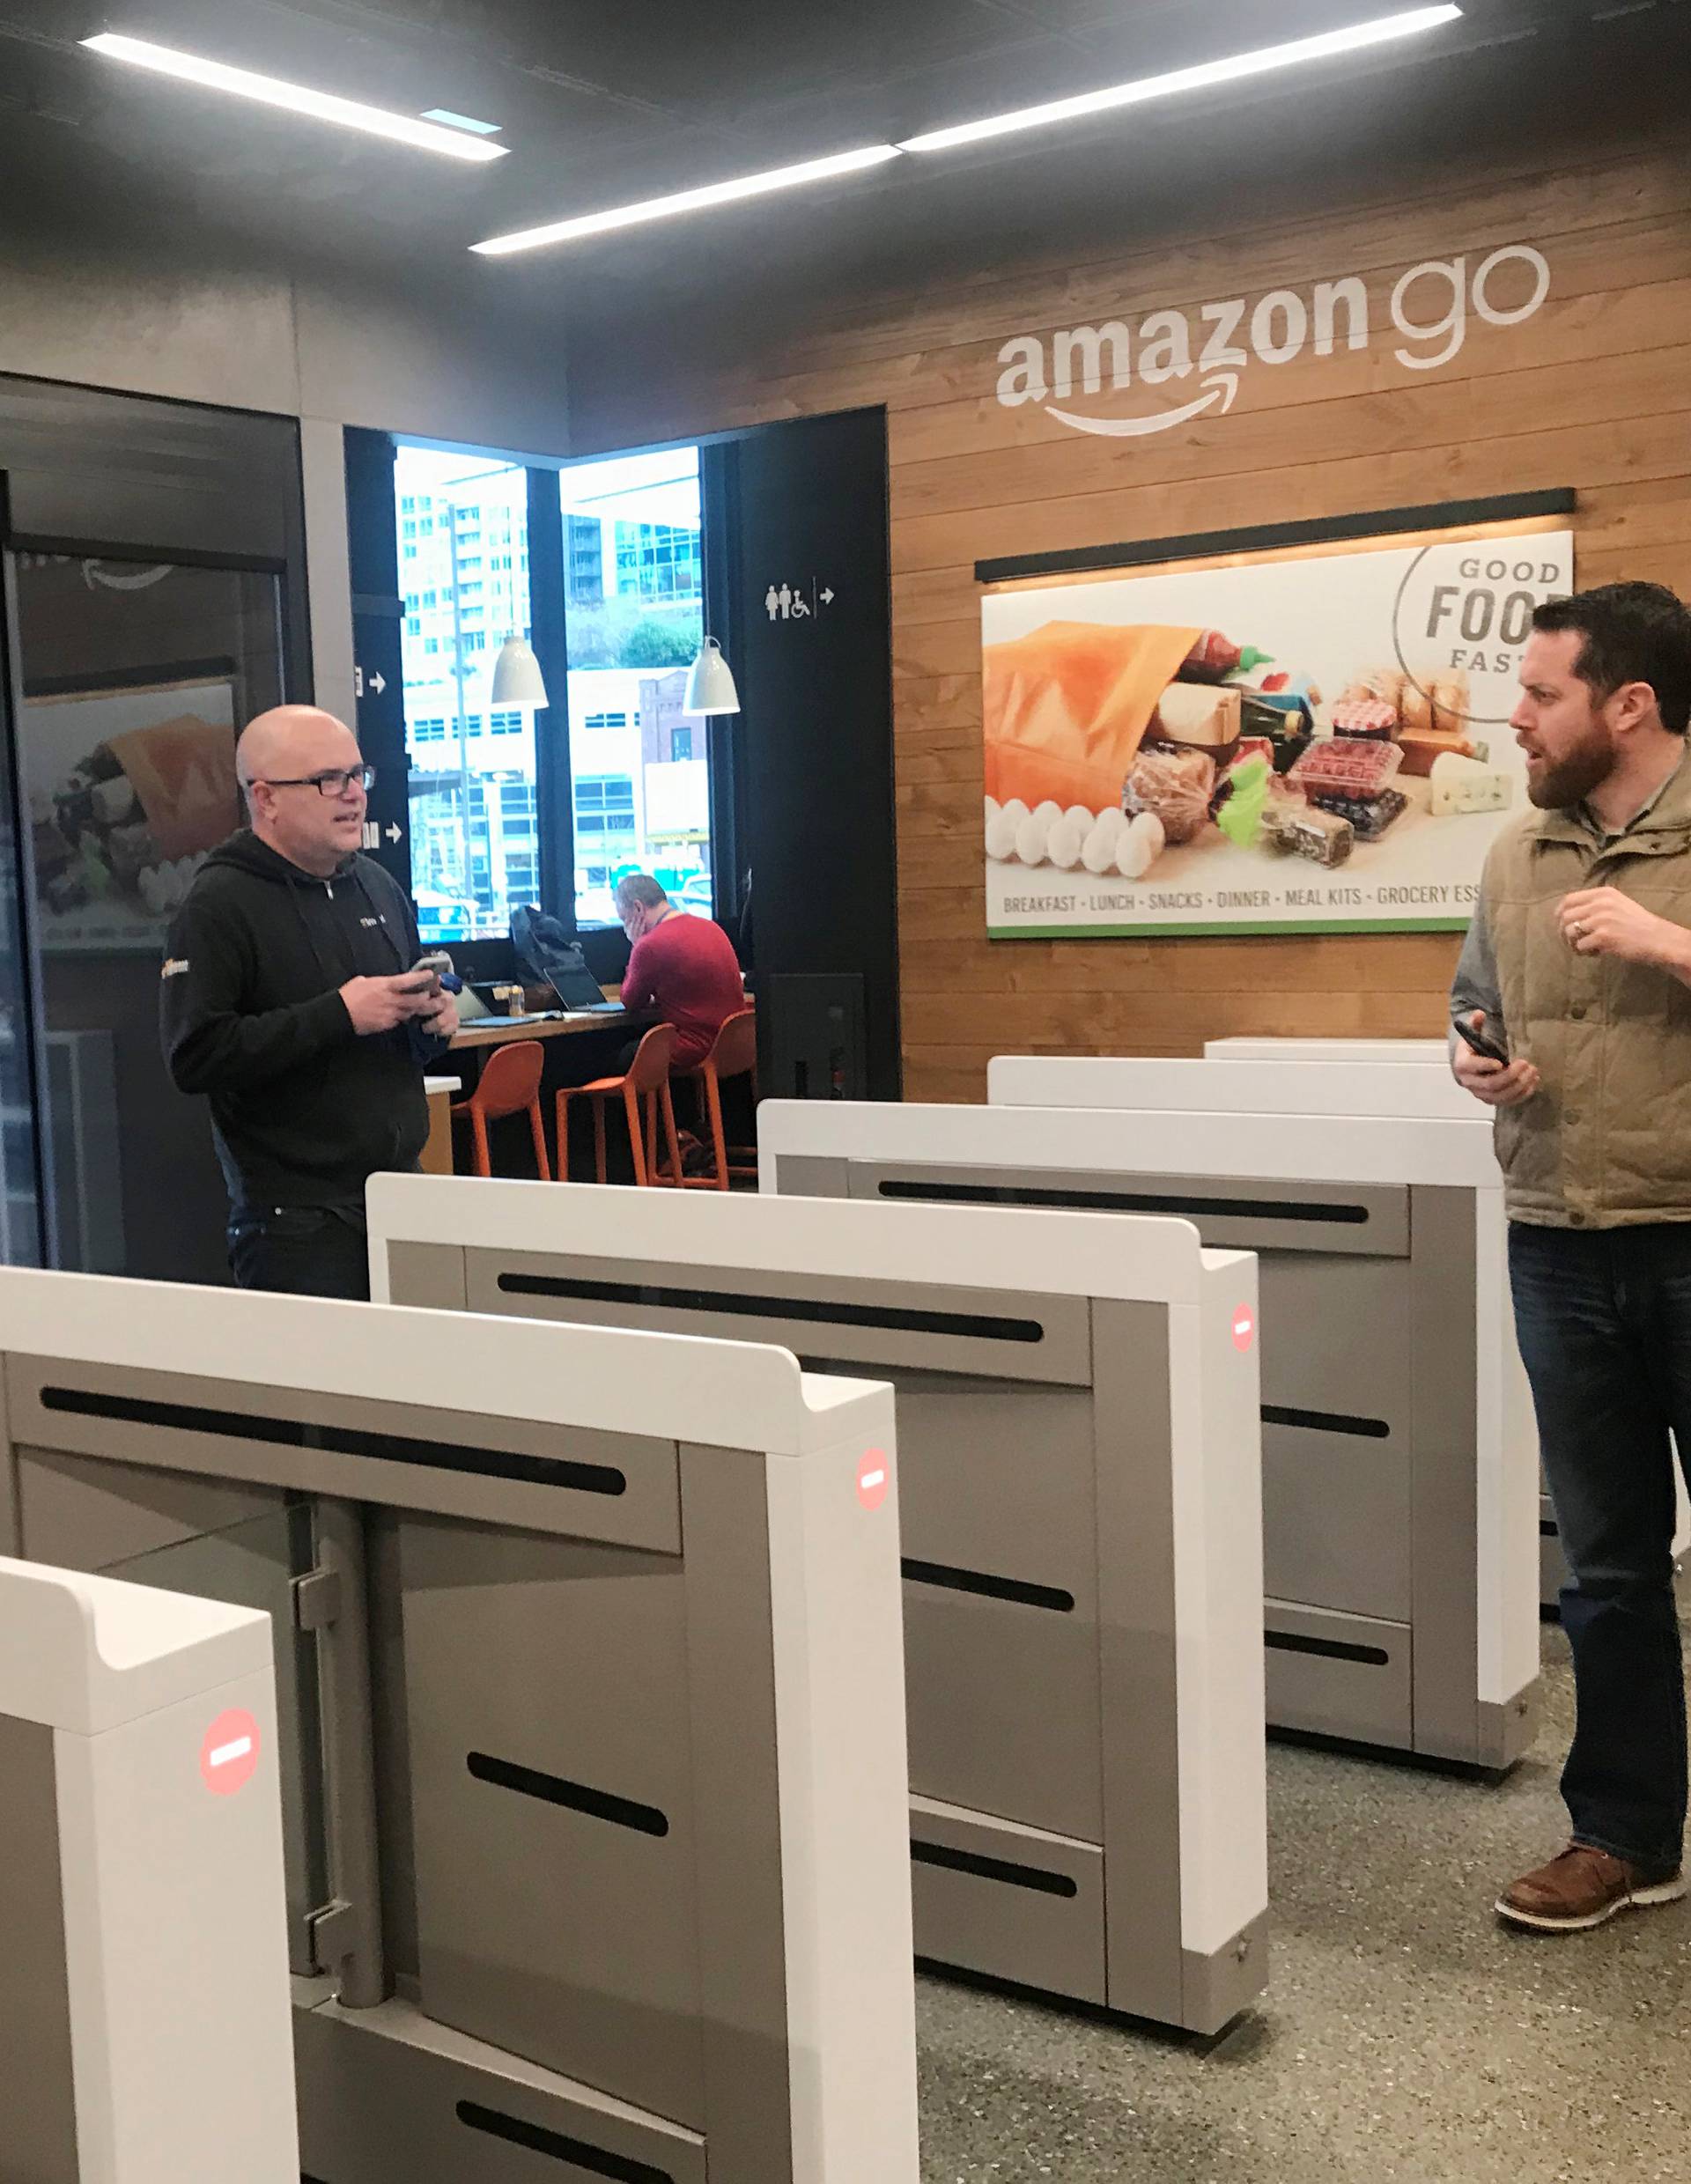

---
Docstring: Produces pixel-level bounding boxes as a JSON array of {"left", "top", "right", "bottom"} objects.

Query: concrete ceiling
[{"left": 2, "top": 2, "right": 1687, "bottom": 360}]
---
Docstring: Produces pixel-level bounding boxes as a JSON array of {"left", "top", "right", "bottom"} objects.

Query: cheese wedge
[{"left": 1429, "top": 750, "right": 1513, "bottom": 816}]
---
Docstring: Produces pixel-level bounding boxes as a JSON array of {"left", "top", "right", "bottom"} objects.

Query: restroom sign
[
  {"left": 201, "top": 1708, "right": 260, "bottom": 1797},
  {"left": 857, "top": 1449, "right": 890, "bottom": 1513},
  {"left": 1232, "top": 1306, "right": 1256, "bottom": 1354}
]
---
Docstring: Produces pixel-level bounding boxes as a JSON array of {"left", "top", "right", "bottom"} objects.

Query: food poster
[
  {"left": 22, "top": 678, "right": 240, "bottom": 952},
  {"left": 980, "top": 525, "right": 1576, "bottom": 937}
]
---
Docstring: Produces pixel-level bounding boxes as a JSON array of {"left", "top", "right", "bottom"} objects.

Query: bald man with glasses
[{"left": 160, "top": 705, "right": 456, "bottom": 1299}]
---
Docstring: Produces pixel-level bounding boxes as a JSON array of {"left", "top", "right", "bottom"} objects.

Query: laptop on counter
[{"left": 543, "top": 942, "right": 623, "bottom": 1015}]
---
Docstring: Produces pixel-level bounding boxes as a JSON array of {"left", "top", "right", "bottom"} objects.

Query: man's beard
[{"left": 1525, "top": 734, "right": 1613, "bottom": 810}]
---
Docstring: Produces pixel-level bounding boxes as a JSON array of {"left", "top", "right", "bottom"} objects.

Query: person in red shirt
[{"left": 615, "top": 873, "right": 745, "bottom": 1072}]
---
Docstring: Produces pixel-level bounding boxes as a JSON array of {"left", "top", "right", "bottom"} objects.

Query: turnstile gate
[
  {"left": 1202, "top": 1036, "right": 1691, "bottom": 1612},
  {"left": 368, "top": 1171, "right": 1269, "bottom": 2037},
  {"left": 0, "top": 1557, "right": 296, "bottom": 2184},
  {"left": 762, "top": 1087, "right": 1540, "bottom": 1773},
  {"left": 0, "top": 1266, "right": 918, "bottom": 2184}
]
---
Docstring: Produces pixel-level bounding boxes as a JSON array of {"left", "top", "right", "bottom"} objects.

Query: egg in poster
[{"left": 980, "top": 524, "right": 1575, "bottom": 938}]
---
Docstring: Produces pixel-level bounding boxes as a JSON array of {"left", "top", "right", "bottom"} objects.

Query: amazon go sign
[{"left": 995, "top": 245, "right": 1550, "bottom": 439}]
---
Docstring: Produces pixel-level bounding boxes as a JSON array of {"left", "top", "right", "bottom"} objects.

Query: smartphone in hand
[
  {"left": 1454, "top": 1014, "right": 1510, "bottom": 1066},
  {"left": 410, "top": 950, "right": 453, "bottom": 994}
]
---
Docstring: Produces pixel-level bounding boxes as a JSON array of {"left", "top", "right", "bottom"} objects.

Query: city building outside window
[
  {"left": 614, "top": 519, "right": 703, "bottom": 604},
  {"left": 574, "top": 775, "right": 638, "bottom": 835},
  {"left": 559, "top": 447, "right": 713, "bottom": 926},
  {"left": 567, "top": 513, "right": 604, "bottom": 607},
  {"left": 395, "top": 446, "right": 539, "bottom": 945}
]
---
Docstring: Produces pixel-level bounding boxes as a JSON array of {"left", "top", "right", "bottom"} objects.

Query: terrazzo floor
[{"left": 916, "top": 1620, "right": 1691, "bottom": 2183}]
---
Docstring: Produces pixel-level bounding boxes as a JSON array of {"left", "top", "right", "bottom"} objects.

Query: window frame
[
  {"left": 380, "top": 437, "right": 735, "bottom": 983},
  {"left": 557, "top": 447, "right": 727, "bottom": 946}
]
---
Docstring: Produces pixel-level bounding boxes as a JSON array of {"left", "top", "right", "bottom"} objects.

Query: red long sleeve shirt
[{"left": 620, "top": 911, "right": 745, "bottom": 1069}]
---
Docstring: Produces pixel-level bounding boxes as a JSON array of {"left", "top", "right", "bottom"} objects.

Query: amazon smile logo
[{"left": 995, "top": 244, "right": 1550, "bottom": 439}]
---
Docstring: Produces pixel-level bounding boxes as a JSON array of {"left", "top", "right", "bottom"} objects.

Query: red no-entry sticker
[
  {"left": 1232, "top": 1305, "right": 1256, "bottom": 1353},
  {"left": 857, "top": 1449, "right": 890, "bottom": 1513},
  {"left": 201, "top": 1708, "right": 260, "bottom": 1797}
]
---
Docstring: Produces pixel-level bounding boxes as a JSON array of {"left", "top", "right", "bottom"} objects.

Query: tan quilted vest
[{"left": 1487, "top": 748, "right": 1691, "bottom": 1227}]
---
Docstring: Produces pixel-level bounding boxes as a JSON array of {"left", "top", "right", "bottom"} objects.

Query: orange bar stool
[
  {"left": 450, "top": 1038, "right": 550, "bottom": 1180},
  {"left": 557, "top": 1023, "right": 683, "bottom": 1187},
  {"left": 674, "top": 1007, "right": 758, "bottom": 1192}
]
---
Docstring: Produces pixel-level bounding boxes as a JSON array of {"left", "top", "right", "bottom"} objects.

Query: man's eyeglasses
[{"left": 254, "top": 765, "right": 376, "bottom": 797}]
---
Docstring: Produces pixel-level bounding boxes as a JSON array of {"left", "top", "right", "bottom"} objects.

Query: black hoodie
[{"left": 159, "top": 830, "right": 450, "bottom": 1215}]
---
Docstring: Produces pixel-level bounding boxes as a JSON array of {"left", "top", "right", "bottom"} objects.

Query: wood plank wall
[{"left": 572, "top": 136, "right": 1691, "bottom": 1103}]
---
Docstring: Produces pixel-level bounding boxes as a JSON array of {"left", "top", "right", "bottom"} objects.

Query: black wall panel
[
  {"left": 343, "top": 425, "right": 410, "bottom": 898},
  {"left": 728, "top": 408, "right": 900, "bottom": 1101}
]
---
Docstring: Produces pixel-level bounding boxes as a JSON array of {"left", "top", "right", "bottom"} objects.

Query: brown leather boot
[{"left": 1496, "top": 1843, "right": 1687, "bottom": 1932}]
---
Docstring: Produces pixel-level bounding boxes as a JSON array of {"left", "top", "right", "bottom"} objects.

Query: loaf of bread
[
  {"left": 1429, "top": 672, "right": 1472, "bottom": 738},
  {"left": 1399, "top": 679, "right": 1436, "bottom": 737}
]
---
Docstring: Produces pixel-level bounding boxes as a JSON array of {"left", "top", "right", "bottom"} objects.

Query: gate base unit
[
  {"left": 0, "top": 1265, "right": 918, "bottom": 2184},
  {"left": 370, "top": 1170, "right": 1269, "bottom": 2037},
  {"left": 764, "top": 1073, "right": 1540, "bottom": 1775}
]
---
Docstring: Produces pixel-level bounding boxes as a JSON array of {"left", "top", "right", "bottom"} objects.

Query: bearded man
[{"left": 1451, "top": 580, "right": 1691, "bottom": 1932}]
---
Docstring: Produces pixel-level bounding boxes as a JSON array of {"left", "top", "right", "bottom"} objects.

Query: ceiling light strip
[
  {"left": 421, "top": 109, "right": 503, "bottom": 136},
  {"left": 471, "top": 144, "right": 903, "bottom": 255},
  {"left": 897, "top": 4, "right": 1465, "bottom": 154},
  {"left": 81, "top": 33, "right": 509, "bottom": 162}
]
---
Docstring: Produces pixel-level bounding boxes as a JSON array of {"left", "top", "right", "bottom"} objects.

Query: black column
[
  {"left": 729, "top": 407, "right": 900, "bottom": 1101},
  {"left": 528, "top": 466, "right": 574, "bottom": 930}
]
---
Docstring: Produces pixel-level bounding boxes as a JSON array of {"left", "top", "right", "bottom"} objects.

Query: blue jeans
[{"left": 1509, "top": 1221, "right": 1691, "bottom": 1875}]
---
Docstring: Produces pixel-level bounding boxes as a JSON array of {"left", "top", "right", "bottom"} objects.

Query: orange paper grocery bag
[
  {"left": 107, "top": 712, "right": 241, "bottom": 860},
  {"left": 983, "top": 620, "right": 1203, "bottom": 812}
]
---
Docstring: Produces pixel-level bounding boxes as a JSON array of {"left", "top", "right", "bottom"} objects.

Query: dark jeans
[
  {"left": 1509, "top": 1221, "right": 1691, "bottom": 1874},
  {"left": 228, "top": 1205, "right": 370, "bottom": 1302}
]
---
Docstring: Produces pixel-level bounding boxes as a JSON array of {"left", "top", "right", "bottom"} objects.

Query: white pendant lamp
[
  {"left": 684, "top": 636, "right": 741, "bottom": 716},
  {"left": 489, "top": 632, "right": 550, "bottom": 707}
]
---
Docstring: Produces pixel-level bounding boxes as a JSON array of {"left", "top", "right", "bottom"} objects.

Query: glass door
[
  {"left": 6, "top": 548, "right": 285, "bottom": 1280},
  {"left": 0, "top": 571, "right": 43, "bottom": 1267}
]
